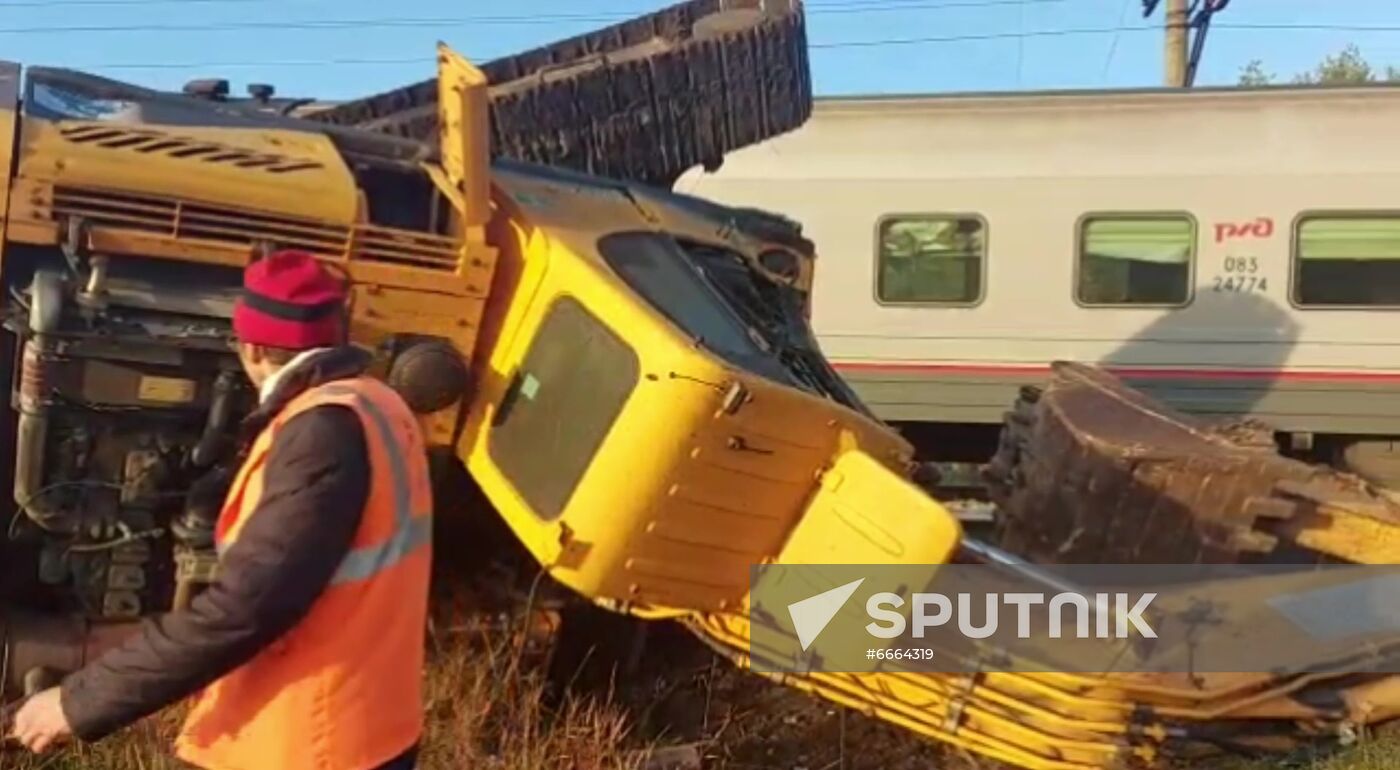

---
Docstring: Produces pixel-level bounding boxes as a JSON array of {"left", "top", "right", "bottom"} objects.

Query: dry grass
[
  {"left": 416, "top": 614, "right": 648, "bottom": 770},
  {"left": 0, "top": 613, "right": 652, "bottom": 770},
  {"left": 2, "top": 584, "right": 1395, "bottom": 770},
  {"left": 6, "top": 639, "right": 1400, "bottom": 770},
  {"left": 1211, "top": 733, "right": 1400, "bottom": 770}
]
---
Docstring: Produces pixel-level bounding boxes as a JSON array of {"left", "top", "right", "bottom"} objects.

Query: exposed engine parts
[
  {"left": 0, "top": 243, "right": 472, "bottom": 699},
  {"left": 0, "top": 251, "right": 245, "bottom": 700},
  {"left": 4, "top": 262, "right": 248, "bottom": 629}
]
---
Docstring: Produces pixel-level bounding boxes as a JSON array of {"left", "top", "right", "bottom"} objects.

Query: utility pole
[
  {"left": 1144, "top": 0, "right": 1229, "bottom": 86},
  {"left": 1164, "top": 0, "right": 1189, "bottom": 86}
]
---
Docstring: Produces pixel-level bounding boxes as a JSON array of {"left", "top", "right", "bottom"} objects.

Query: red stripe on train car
[{"left": 829, "top": 362, "right": 1400, "bottom": 383}]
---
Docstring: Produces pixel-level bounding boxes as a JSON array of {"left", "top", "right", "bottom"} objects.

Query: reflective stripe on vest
[
  {"left": 318, "top": 384, "right": 432, "bottom": 586},
  {"left": 213, "top": 383, "right": 431, "bottom": 586}
]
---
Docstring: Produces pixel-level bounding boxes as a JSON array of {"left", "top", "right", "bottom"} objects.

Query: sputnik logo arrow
[{"left": 787, "top": 578, "right": 865, "bottom": 651}]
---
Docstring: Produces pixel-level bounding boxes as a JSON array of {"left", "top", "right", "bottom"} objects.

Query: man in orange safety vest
[{"left": 10, "top": 249, "right": 433, "bottom": 770}]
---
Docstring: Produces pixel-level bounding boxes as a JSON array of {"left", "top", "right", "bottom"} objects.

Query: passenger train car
[{"left": 676, "top": 84, "right": 1400, "bottom": 485}]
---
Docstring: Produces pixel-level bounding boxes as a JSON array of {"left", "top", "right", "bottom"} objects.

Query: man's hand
[{"left": 9, "top": 687, "right": 73, "bottom": 753}]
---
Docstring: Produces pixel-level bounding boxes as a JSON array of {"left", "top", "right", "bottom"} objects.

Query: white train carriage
[{"left": 676, "top": 84, "right": 1400, "bottom": 484}]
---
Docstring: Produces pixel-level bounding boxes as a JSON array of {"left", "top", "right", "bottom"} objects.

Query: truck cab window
[
  {"left": 1076, "top": 215, "right": 1194, "bottom": 306},
  {"left": 489, "top": 297, "right": 639, "bottom": 521},
  {"left": 597, "top": 231, "right": 795, "bottom": 386},
  {"left": 598, "top": 232, "right": 866, "bottom": 410},
  {"left": 1294, "top": 216, "right": 1400, "bottom": 307},
  {"left": 876, "top": 215, "right": 985, "bottom": 305}
]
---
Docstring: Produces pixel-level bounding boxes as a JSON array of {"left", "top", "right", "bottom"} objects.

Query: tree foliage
[
  {"left": 1237, "top": 59, "right": 1275, "bottom": 86},
  {"left": 1238, "top": 44, "right": 1400, "bottom": 86}
]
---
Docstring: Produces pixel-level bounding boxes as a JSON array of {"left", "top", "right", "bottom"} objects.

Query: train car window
[
  {"left": 876, "top": 215, "right": 985, "bottom": 304},
  {"left": 1076, "top": 215, "right": 1194, "bottom": 306},
  {"left": 1294, "top": 216, "right": 1400, "bottom": 306}
]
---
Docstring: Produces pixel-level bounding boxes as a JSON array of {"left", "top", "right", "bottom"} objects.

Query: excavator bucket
[
  {"left": 984, "top": 361, "right": 1400, "bottom": 566},
  {"left": 896, "top": 360, "right": 1400, "bottom": 766}
]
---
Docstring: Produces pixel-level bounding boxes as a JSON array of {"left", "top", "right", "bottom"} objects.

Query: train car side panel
[{"left": 678, "top": 87, "right": 1400, "bottom": 453}]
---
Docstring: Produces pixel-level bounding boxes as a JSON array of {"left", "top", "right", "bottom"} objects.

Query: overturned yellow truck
[{"left": 0, "top": 3, "right": 1397, "bottom": 769}]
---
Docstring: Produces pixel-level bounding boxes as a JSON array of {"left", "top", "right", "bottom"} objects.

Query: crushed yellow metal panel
[
  {"left": 0, "top": 63, "right": 16, "bottom": 269},
  {"left": 779, "top": 449, "right": 962, "bottom": 565},
  {"left": 689, "top": 606, "right": 1400, "bottom": 770},
  {"left": 10, "top": 178, "right": 478, "bottom": 284},
  {"left": 17, "top": 119, "right": 358, "bottom": 225},
  {"left": 348, "top": 284, "right": 484, "bottom": 353},
  {"left": 1266, "top": 479, "right": 1400, "bottom": 564},
  {"left": 435, "top": 43, "right": 492, "bottom": 240},
  {"left": 431, "top": 46, "right": 499, "bottom": 372}
]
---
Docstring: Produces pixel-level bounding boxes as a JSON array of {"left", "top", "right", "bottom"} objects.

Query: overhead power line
[
  {"left": 0, "top": 0, "right": 1071, "bottom": 35},
  {"left": 92, "top": 56, "right": 435, "bottom": 71},
  {"left": 0, "top": 0, "right": 1055, "bottom": 8},
  {"left": 812, "top": 0, "right": 1065, "bottom": 10},
  {"left": 809, "top": 24, "right": 1152, "bottom": 49},
  {"left": 0, "top": 0, "right": 260, "bottom": 6},
  {"left": 75, "top": 25, "right": 1156, "bottom": 70},
  {"left": 1102, "top": 0, "right": 1134, "bottom": 81},
  {"left": 62, "top": 20, "right": 1400, "bottom": 72},
  {"left": 812, "top": 22, "right": 1400, "bottom": 50},
  {"left": 1217, "top": 22, "right": 1400, "bottom": 34},
  {"left": 10, "top": 7, "right": 1398, "bottom": 39},
  {"left": 0, "top": 17, "right": 624, "bottom": 35}
]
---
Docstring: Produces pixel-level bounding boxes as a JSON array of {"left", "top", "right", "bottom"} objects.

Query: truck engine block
[{"left": 3, "top": 260, "right": 248, "bottom": 626}]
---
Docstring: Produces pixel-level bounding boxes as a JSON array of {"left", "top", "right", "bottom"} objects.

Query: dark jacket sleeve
[{"left": 59, "top": 405, "right": 371, "bottom": 741}]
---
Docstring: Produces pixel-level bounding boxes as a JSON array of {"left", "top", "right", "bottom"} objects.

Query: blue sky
[{"left": 1, "top": 0, "right": 1396, "bottom": 99}]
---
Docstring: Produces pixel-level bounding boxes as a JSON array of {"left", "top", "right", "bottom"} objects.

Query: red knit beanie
[{"left": 232, "top": 250, "right": 346, "bottom": 350}]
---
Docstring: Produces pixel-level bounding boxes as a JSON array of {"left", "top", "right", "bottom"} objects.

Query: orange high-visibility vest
[{"left": 174, "top": 376, "right": 433, "bottom": 770}]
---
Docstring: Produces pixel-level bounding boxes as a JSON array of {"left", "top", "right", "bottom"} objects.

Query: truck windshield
[
  {"left": 598, "top": 231, "right": 867, "bottom": 414},
  {"left": 597, "top": 232, "right": 796, "bottom": 387}
]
